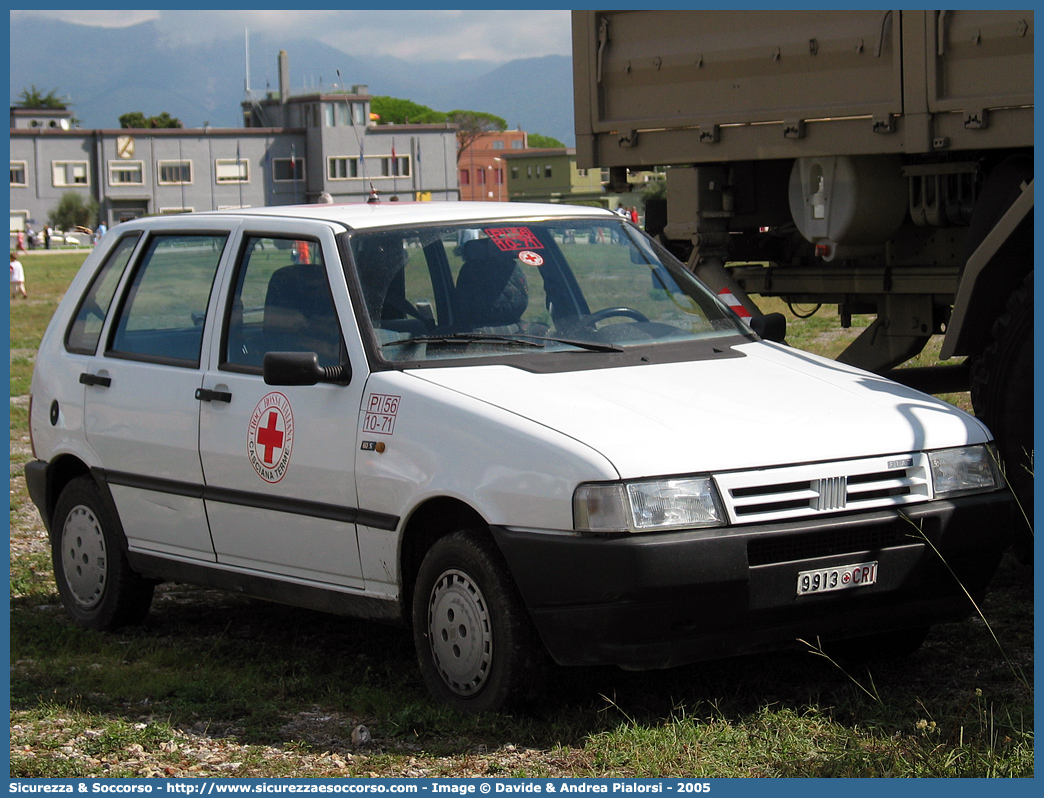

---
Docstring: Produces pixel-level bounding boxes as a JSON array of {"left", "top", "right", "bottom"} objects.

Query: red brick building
[{"left": 458, "top": 129, "right": 528, "bottom": 201}]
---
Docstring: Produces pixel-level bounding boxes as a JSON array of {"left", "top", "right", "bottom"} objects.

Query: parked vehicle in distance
[{"left": 26, "top": 201, "right": 1012, "bottom": 712}]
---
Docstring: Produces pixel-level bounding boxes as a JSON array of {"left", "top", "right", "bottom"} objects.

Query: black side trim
[
  {"left": 97, "top": 468, "right": 399, "bottom": 531},
  {"left": 126, "top": 551, "right": 402, "bottom": 623}
]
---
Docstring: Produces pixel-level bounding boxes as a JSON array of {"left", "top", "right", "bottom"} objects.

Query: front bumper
[{"left": 491, "top": 491, "right": 1012, "bottom": 669}]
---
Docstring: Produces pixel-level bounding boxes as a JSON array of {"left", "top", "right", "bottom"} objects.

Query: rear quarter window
[{"left": 64, "top": 233, "right": 141, "bottom": 355}]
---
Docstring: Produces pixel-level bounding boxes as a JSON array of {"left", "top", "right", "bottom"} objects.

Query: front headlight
[
  {"left": 574, "top": 476, "right": 725, "bottom": 533},
  {"left": 929, "top": 444, "right": 1003, "bottom": 498}
]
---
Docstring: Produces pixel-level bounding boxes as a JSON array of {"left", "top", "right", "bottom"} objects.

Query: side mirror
[
  {"left": 263, "top": 352, "right": 351, "bottom": 386},
  {"left": 750, "top": 312, "right": 786, "bottom": 343}
]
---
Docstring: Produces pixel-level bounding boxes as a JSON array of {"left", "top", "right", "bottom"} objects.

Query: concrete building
[{"left": 10, "top": 50, "right": 459, "bottom": 239}]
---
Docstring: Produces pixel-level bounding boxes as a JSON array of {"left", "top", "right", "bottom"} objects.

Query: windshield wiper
[
  {"left": 526, "top": 334, "right": 623, "bottom": 352},
  {"left": 383, "top": 333, "right": 545, "bottom": 349},
  {"left": 382, "top": 332, "right": 623, "bottom": 353}
]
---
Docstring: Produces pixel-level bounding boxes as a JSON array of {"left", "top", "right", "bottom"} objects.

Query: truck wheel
[
  {"left": 412, "top": 531, "right": 539, "bottom": 713},
  {"left": 970, "top": 273, "right": 1033, "bottom": 563},
  {"left": 51, "top": 476, "right": 155, "bottom": 630}
]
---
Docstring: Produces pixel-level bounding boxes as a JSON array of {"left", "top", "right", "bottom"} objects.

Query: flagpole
[
  {"left": 291, "top": 142, "right": 298, "bottom": 204},
  {"left": 237, "top": 141, "right": 244, "bottom": 209}
]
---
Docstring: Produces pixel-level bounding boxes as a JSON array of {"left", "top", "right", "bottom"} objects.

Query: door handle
[
  {"left": 78, "top": 372, "right": 111, "bottom": 388},
  {"left": 195, "top": 388, "right": 232, "bottom": 403}
]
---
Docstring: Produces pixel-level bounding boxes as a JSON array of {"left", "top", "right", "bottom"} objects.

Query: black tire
[
  {"left": 824, "top": 626, "right": 931, "bottom": 664},
  {"left": 412, "top": 531, "right": 542, "bottom": 713},
  {"left": 51, "top": 476, "right": 155, "bottom": 630},
  {"left": 970, "top": 273, "right": 1033, "bottom": 563}
]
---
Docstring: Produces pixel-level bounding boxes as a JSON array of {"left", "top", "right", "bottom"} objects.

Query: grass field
[{"left": 8, "top": 248, "right": 1032, "bottom": 778}]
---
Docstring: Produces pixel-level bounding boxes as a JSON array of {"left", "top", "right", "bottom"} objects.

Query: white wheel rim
[
  {"left": 60, "top": 504, "right": 108, "bottom": 609},
  {"left": 427, "top": 568, "right": 493, "bottom": 696}
]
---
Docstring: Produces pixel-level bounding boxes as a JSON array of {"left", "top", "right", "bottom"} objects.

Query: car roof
[{"left": 189, "top": 200, "right": 616, "bottom": 231}]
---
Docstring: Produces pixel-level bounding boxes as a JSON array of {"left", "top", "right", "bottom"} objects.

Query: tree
[
  {"left": 48, "top": 192, "right": 98, "bottom": 233},
  {"left": 641, "top": 178, "right": 666, "bottom": 204},
  {"left": 119, "top": 111, "right": 183, "bottom": 129},
  {"left": 17, "top": 85, "right": 67, "bottom": 109},
  {"left": 446, "top": 110, "right": 507, "bottom": 162},
  {"left": 527, "top": 133, "right": 565, "bottom": 149},
  {"left": 370, "top": 96, "right": 447, "bottom": 126}
]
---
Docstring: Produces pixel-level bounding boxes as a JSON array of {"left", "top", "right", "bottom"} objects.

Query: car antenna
[{"left": 339, "top": 69, "right": 379, "bottom": 202}]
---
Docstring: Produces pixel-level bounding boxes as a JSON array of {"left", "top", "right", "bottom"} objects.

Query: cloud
[
  {"left": 11, "top": 9, "right": 161, "bottom": 28},
  {"left": 13, "top": 9, "right": 572, "bottom": 63}
]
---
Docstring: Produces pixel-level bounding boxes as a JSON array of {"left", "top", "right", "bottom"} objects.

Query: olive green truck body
[{"left": 572, "top": 9, "right": 1033, "bottom": 557}]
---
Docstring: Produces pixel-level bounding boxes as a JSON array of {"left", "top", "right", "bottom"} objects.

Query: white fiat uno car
[{"left": 27, "top": 202, "right": 1012, "bottom": 712}]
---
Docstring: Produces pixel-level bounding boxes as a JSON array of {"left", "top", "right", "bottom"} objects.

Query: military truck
[{"left": 572, "top": 9, "right": 1033, "bottom": 559}]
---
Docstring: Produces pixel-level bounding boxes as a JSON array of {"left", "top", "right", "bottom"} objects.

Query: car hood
[{"left": 407, "top": 342, "right": 990, "bottom": 478}]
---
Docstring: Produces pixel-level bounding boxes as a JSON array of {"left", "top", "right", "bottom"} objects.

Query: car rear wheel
[
  {"left": 51, "top": 476, "right": 155, "bottom": 630},
  {"left": 412, "top": 530, "right": 541, "bottom": 713}
]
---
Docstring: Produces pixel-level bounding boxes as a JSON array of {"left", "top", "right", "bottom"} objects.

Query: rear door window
[{"left": 108, "top": 234, "right": 228, "bottom": 367}]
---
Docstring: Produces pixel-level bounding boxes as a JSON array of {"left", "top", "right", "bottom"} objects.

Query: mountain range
[{"left": 9, "top": 17, "right": 576, "bottom": 146}]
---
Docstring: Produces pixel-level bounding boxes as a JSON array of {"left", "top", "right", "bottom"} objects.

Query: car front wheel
[
  {"left": 51, "top": 476, "right": 155, "bottom": 630},
  {"left": 412, "top": 531, "right": 540, "bottom": 713}
]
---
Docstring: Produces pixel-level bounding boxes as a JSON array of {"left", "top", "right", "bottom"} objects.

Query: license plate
[{"left": 797, "top": 561, "right": 878, "bottom": 596}]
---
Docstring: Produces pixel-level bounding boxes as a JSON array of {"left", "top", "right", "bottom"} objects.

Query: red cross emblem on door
[{"left": 248, "top": 392, "right": 295, "bottom": 483}]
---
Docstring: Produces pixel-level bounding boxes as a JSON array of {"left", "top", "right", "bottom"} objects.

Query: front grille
[
  {"left": 715, "top": 453, "right": 932, "bottom": 525},
  {"left": 747, "top": 520, "right": 915, "bottom": 566}
]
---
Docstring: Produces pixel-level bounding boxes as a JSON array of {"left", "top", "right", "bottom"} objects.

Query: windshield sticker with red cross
[{"left": 483, "top": 227, "right": 544, "bottom": 251}]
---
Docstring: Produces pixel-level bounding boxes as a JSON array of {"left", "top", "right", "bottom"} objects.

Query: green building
[{"left": 501, "top": 148, "right": 606, "bottom": 207}]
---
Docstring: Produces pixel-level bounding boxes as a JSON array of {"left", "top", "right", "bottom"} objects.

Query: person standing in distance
[{"left": 10, "top": 252, "right": 27, "bottom": 299}]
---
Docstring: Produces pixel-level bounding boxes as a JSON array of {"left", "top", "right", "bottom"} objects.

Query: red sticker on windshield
[{"left": 484, "top": 227, "right": 543, "bottom": 251}]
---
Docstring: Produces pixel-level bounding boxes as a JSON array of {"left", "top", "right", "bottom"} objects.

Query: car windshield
[{"left": 346, "top": 217, "right": 748, "bottom": 364}]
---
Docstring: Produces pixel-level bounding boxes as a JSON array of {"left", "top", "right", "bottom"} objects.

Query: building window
[
  {"left": 272, "top": 158, "right": 304, "bottom": 182},
  {"left": 324, "top": 104, "right": 336, "bottom": 127},
  {"left": 460, "top": 169, "right": 470, "bottom": 186},
  {"left": 52, "top": 160, "right": 90, "bottom": 187},
  {"left": 337, "top": 103, "right": 350, "bottom": 126},
  {"left": 215, "top": 159, "right": 249, "bottom": 184},
  {"left": 492, "top": 141, "right": 505, "bottom": 150},
  {"left": 511, "top": 141, "right": 523, "bottom": 149},
  {"left": 10, "top": 161, "right": 28, "bottom": 186},
  {"left": 494, "top": 168, "right": 504, "bottom": 185},
  {"left": 545, "top": 165, "right": 553, "bottom": 178},
  {"left": 511, "top": 167, "right": 519, "bottom": 180},
  {"left": 578, "top": 169, "right": 588, "bottom": 177},
  {"left": 476, "top": 169, "right": 486, "bottom": 185},
  {"left": 328, "top": 156, "right": 360, "bottom": 180},
  {"left": 379, "top": 156, "right": 410, "bottom": 177},
  {"left": 353, "top": 103, "right": 366, "bottom": 126},
  {"left": 157, "top": 160, "right": 192, "bottom": 185},
  {"left": 108, "top": 161, "right": 145, "bottom": 186}
]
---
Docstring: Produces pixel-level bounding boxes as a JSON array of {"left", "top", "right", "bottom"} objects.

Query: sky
[{"left": 11, "top": 8, "right": 574, "bottom": 63}]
